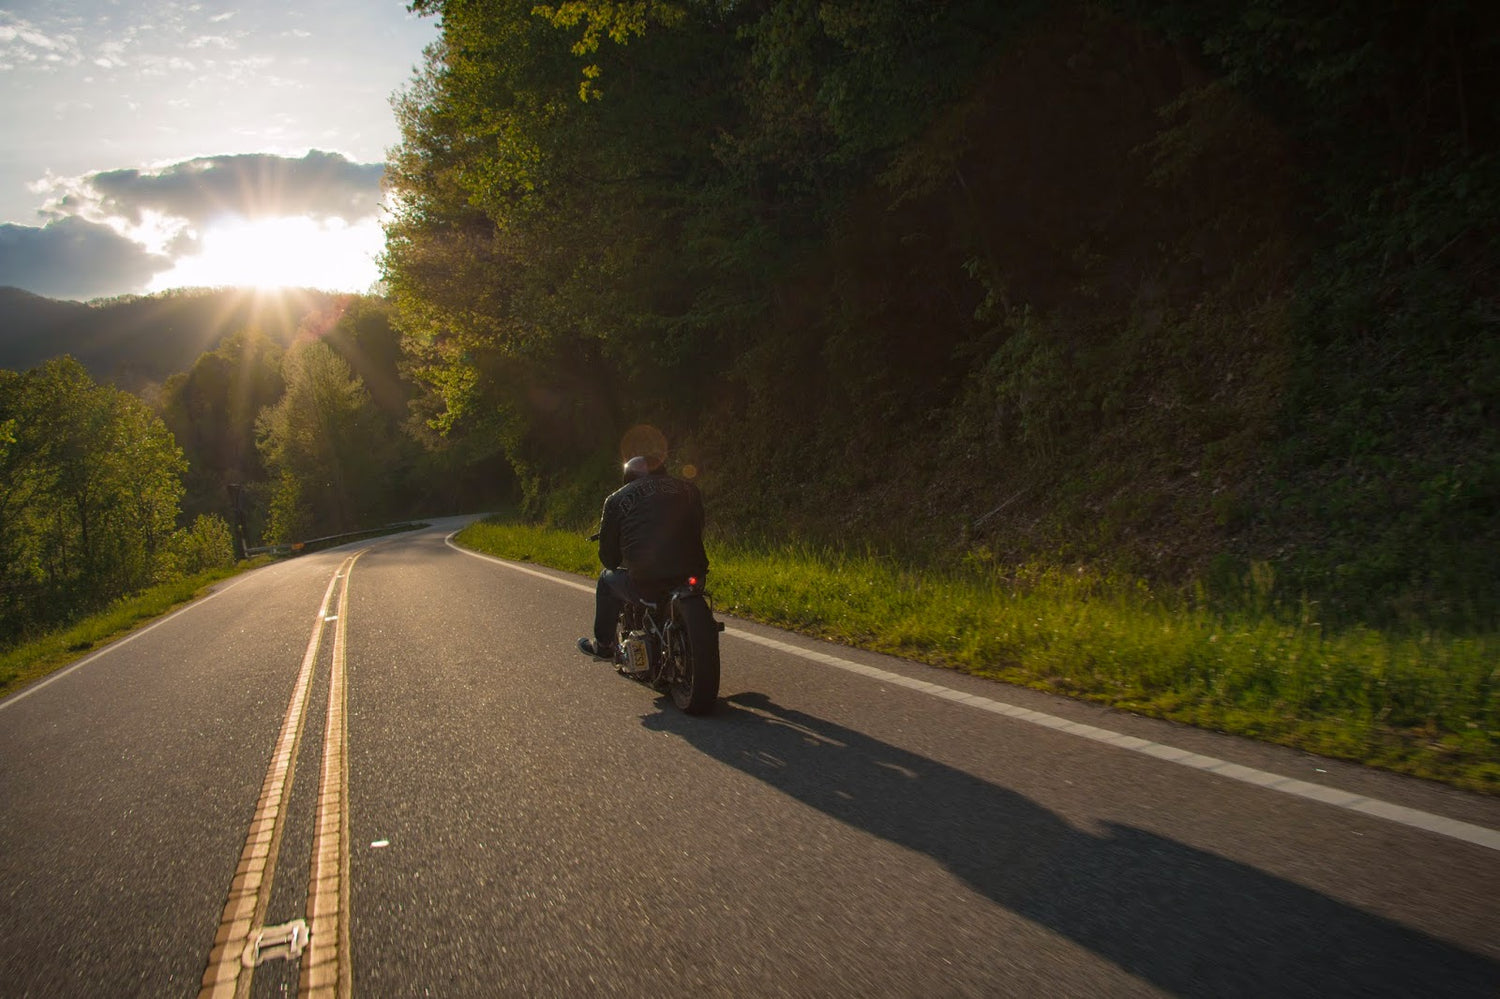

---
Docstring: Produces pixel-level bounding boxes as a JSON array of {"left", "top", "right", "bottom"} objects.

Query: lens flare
[{"left": 619, "top": 424, "right": 668, "bottom": 467}]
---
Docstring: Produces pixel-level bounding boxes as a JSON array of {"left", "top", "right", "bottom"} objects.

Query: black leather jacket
[{"left": 598, "top": 472, "right": 709, "bottom": 583}]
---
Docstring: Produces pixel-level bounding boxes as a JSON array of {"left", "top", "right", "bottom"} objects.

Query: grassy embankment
[
  {"left": 0, "top": 522, "right": 435, "bottom": 699},
  {"left": 458, "top": 517, "right": 1498, "bottom": 794},
  {"left": 0, "top": 523, "right": 430, "bottom": 701},
  {"left": 0, "top": 562, "right": 266, "bottom": 700}
]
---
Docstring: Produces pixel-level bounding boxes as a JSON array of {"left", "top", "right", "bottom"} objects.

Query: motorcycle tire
[{"left": 667, "top": 595, "right": 720, "bottom": 715}]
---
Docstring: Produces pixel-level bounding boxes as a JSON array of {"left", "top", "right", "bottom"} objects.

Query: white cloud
[
  {"left": 51, "top": 150, "right": 387, "bottom": 226},
  {"left": 187, "top": 34, "right": 235, "bottom": 50},
  {"left": 0, "top": 15, "right": 84, "bottom": 68},
  {"left": 10, "top": 150, "right": 391, "bottom": 297},
  {"left": 138, "top": 53, "right": 198, "bottom": 75},
  {"left": 0, "top": 1, "right": 439, "bottom": 234},
  {"left": 86, "top": 32, "right": 145, "bottom": 71}
]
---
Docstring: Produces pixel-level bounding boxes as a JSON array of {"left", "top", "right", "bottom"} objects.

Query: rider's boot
[{"left": 576, "top": 637, "right": 615, "bottom": 661}]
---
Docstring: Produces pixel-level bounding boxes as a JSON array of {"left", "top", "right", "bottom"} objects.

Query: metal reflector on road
[
  {"left": 198, "top": 553, "right": 361, "bottom": 999},
  {"left": 243, "top": 919, "right": 309, "bottom": 968}
]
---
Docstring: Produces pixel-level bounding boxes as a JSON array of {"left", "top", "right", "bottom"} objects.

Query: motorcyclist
[{"left": 577, "top": 454, "right": 710, "bottom": 661}]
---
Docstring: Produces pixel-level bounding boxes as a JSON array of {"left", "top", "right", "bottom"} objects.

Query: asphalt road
[{"left": 2, "top": 518, "right": 1497, "bottom": 998}]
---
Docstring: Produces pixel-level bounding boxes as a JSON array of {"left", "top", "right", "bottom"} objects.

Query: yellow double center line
[
  {"left": 199, "top": 553, "right": 360, "bottom": 999},
  {"left": 302, "top": 556, "right": 354, "bottom": 998}
]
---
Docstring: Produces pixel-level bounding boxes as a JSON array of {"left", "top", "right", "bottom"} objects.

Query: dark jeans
[{"left": 593, "top": 568, "right": 637, "bottom": 648}]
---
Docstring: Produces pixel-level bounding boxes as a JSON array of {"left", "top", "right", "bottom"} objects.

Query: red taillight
[{"left": 687, "top": 576, "right": 699, "bottom": 587}]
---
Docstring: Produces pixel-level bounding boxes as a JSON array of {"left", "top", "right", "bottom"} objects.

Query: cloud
[
  {"left": 42, "top": 150, "right": 386, "bottom": 230},
  {"left": 186, "top": 34, "right": 235, "bottom": 51},
  {"left": 0, "top": 14, "right": 83, "bottom": 69},
  {"left": 0, "top": 216, "right": 169, "bottom": 300},
  {"left": 7, "top": 151, "right": 390, "bottom": 299}
]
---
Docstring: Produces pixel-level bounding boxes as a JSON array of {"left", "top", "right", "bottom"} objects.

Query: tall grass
[
  {"left": 457, "top": 518, "right": 1498, "bottom": 793},
  {"left": 460, "top": 520, "right": 600, "bottom": 576},
  {"left": 0, "top": 564, "right": 254, "bottom": 699}
]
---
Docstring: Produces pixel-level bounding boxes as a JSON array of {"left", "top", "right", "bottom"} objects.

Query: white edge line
[
  {"left": 447, "top": 536, "right": 1500, "bottom": 854},
  {"left": 444, "top": 532, "right": 595, "bottom": 594},
  {"left": 0, "top": 572, "right": 258, "bottom": 713}
]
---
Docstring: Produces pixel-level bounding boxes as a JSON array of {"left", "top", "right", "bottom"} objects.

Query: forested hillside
[
  {"left": 382, "top": 0, "right": 1499, "bottom": 631},
  {"left": 0, "top": 294, "right": 509, "bottom": 645},
  {"left": 0, "top": 286, "right": 346, "bottom": 394},
  {"left": 155, "top": 294, "right": 509, "bottom": 541}
]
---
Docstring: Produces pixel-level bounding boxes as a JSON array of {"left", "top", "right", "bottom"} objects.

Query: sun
[{"left": 147, "top": 215, "right": 383, "bottom": 293}]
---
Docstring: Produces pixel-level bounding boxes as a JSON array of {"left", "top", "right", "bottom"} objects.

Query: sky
[{"left": 0, "top": 0, "right": 440, "bottom": 300}]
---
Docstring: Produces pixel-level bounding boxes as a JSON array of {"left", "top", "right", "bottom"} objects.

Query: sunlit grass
[
  {"left": 457, "top": 517, "right": 1498, "bottom": 793},
  {"left": 459, "top": 519, "right": 600, "bottom": 576},
  {"left": 0, "top": 562, "right": 263, "bottom": 700}
]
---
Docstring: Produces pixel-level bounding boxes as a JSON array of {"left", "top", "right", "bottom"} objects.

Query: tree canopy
[
  {"left": 379, "top": 0, "right": 1499, "bottom": 628},
  {"left": 0, "top": 358, "right": 187, "bottom": 641}
]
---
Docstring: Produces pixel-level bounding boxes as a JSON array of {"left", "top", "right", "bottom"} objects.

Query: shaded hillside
[
  {"left": 0, "top": 289, "right": 91, "bottom": 372},
  {"left": 383, "top": 0, "right": 1498, "bottom": 632},
  {"left": 0, "top": 286, "right": 347, "bottom": 392}
]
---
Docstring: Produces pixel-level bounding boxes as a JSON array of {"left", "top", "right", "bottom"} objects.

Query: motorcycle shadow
[{"left": 641, "top": 691, "right": 1496, "bottom": 999}]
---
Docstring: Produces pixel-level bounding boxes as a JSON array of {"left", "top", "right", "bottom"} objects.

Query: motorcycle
[
  {"left": 614, "top": 573, "right": 724, "bottom": 715},
  {"left": 586, "top": 531, "right": 723, "bottom": 714}
]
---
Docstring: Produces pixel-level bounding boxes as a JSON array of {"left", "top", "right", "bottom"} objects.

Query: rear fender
[{"left": 670, "top": 589, "right": 725, "bottom": 632}]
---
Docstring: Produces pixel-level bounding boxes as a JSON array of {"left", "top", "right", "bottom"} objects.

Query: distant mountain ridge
[{"left": 0, "top": 286, "right": 351, "bottom": 392}]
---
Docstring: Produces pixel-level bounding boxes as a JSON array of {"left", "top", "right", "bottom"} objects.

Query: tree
[
  {"left": 382, "top": 0, "right": 1500, "bottom": 626},
  {"left": 0, "top": 358, "right": 185, "bottom": 639},
  {"left": 384, "top": 0, "right": 749, "bottom": 512},
  {"left": 158, "top": 330, "right": 284, "bottom": 528},
  {"left": 255, "top": 341, "right": 396, "bottom": 540}
]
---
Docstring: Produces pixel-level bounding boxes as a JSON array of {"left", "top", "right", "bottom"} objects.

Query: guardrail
[{"left": 244, "top": 522, "right": 426, "bottom": 558}]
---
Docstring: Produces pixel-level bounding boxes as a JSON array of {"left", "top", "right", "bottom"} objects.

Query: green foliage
[
  {"left": 264, "top": 472, "right": 313, "bottom": 546},
  {"left": 255, "top": 340, "right": 398, "bottom": 540},
  {"left": 1, "top": 292, "right": 447, "bottom": 652},
  {"left": 0, "top": 358, "right": 186, "bottom": 643},
  {"left": 531, "top": 0, "right": 687, "bottom": 99},
  {"left": 1091, "top": 0, "right": 1500, "bottom": 630},
  {"left": 456, "top": 517, "right": 599, "bottom": 576},
  {"left": 164, "top": 514, "right": 237, "bottom": 577},
  {"left": 534, "top": 450, "right": 626, "bottom": 528},
  {"left": 158, "top": 329, "right": 285, "bottom": 534},
  {"left": 385, "top": 0, "right": 752, "bottom": 498},
  {"left": 391, "top": 0, "right": 1500, "bottom": 635}
]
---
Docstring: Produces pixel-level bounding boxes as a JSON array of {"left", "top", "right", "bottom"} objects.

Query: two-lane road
[{"left": 2, "top": 520, "right": 1497, "bottom": 996}]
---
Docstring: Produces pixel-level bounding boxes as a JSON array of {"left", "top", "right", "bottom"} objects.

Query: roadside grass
[
  {"left": 0, "top": 560, "right": 268, "bottom": 701},
  {"left": 457, "top": 517, "right": 1499, "bottom": 794},
  {"left": 461, "top": 519, "right": 601, "bottom": 577},
  {"left": 0, "top": 522, "right": 428, "bottom": 702}
]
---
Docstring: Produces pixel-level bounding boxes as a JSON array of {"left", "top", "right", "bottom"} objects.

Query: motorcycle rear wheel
[{"left": 667, "top": 597, "right": 720, "bottom": 714}]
